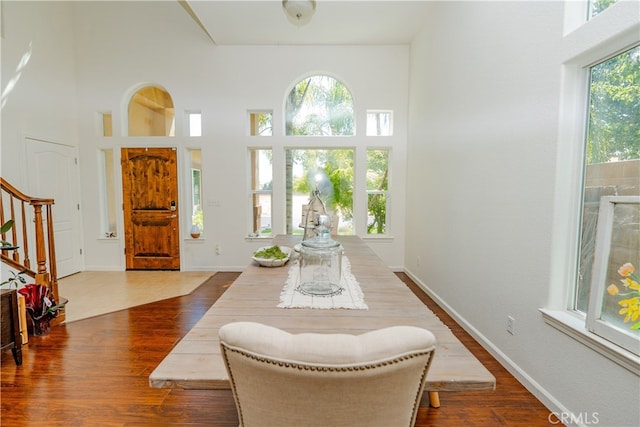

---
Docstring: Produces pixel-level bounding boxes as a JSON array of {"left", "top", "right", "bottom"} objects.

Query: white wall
[
  {"left": 406, "top": 2, "right": 639, "bottom": 426},
  {"left": 1, "top": 0, "right": 79, "bottom": 188}
]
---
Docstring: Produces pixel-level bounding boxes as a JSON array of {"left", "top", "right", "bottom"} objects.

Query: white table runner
[{"left": 278, "top": 256, "right": 368, "bottom": 310}]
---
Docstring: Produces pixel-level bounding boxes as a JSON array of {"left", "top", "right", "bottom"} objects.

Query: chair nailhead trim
[{"left": 224, "top": 346, "right": 432, "bottom": 372}]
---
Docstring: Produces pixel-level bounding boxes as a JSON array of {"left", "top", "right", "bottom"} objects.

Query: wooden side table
[{"left": 1, "top": 289, "right": 23, "bottom": 365}]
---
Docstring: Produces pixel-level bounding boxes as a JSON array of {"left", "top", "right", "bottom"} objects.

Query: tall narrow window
[
  {"left": 189, "top": 149, "right": 203, "bottom": 234},
  {"left": 285, "top": 75, "right": 354, "bottom": 136},
  {"left": 366, "top": 149, "right": 389, "bottom": 235},
  {"left": 249, "top": 149, "right": 273, "bottom": 236},
  {"left": 576, "top": 45, "right": 640, "bottom": 354},
  {"left": 128, "top": 85, "right": 175, "bottom": 136},
  {"left": 285, "top": 149, "right": 354, "bottom": 235},
  {"left": 366, "top": 111, "right": 393, "bottom": 136},
  {"left": 99, "top": 149, "right": 117, "bottom": 237},
  {"left": 187, "top": 111, "right": 202, "bottom": 137},
  {"left": 249, "top": 111, "right": 273, "bottom": 136}
]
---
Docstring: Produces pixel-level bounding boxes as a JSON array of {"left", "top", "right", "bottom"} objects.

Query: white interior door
[{"left": 26, "top": 138, "right": 82, "bottom": 278}]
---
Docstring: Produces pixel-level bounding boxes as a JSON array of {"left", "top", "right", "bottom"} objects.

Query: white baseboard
[{"left": 403, "top": 268, "right": 572, "bottom": 423}]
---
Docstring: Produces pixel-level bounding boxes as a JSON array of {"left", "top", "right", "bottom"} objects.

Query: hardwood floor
[{"left": 1, "top": 272, "right": 560, "bottom": 426}]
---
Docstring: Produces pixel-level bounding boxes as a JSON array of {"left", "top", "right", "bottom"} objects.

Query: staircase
[{"left": 0, "top": 178, "right": 64, "bottom": 325}]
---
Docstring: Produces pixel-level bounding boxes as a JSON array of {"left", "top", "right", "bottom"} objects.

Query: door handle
[{"left": 167, "top": 214, "right": 177, "bottom": 219}]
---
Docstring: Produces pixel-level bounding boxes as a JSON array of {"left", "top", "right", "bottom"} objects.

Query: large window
[
  {"left": 285, "top": 75, "right": 354, "bottom": 136},
  {"left": 285, "top": 149, "right": 354, "bottom": 235},
  {"left": 576, "top": 45, "right": 640, "bottom": 354},
  {"left": 542, "top": 0, "right": 639, "bottom": 370}
]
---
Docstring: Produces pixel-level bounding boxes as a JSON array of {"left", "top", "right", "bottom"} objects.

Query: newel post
[{"left": 31, "top": 202, "right": 50, "bottom": 286}]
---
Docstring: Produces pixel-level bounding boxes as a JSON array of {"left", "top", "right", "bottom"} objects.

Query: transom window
[
  {"left": 588, "top": 0, "right": 619, "bottom": 19},
  {"left": 249, "top": 111, "right": 273, "bottom": 136},
  {"left": 366, "top": 111, "right": 393, "bottom": 136},
  {"left": 285, "top": 75, "right": 354, "bottom": 136},
  {"left": 100, "top": 112, "right": 112, "bottom": 137},
  {"left": 128, "top": 85, "right": 175, "bottom": 136},
  {"left": 187, "top": 111, "right": 201, "bottom": 137}
]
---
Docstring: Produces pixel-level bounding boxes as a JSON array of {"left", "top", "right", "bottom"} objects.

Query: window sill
[
  {"left": 362, "top": 235, "right": 394, "bottom": 242},
  {"left": 185, "top": 237, "right": 205, "bottom": 243},
  {"left": 540, "top": 308, "right": 640, "bottom": 375},
  {"left": 244, "top": 235, "right": 273, "bottom": 242}
]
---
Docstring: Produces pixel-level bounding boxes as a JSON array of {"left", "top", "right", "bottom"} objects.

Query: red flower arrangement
[{"left": 18, "top": 284, "right": 65, "bottom": 335}]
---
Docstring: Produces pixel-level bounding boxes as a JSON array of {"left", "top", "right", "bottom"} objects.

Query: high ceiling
[{"left": 183, "top": 0, "right": 431, "bottom": 45}]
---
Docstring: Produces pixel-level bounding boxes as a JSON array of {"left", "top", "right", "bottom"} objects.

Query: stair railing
[{"left": 1, "top": 178, "right": 61, "bottom": 322}]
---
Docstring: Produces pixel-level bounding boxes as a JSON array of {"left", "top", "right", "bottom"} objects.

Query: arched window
[
  {"left": 128, "top": 85, "right": 175, "bottom": 136},
  {"left": 285, "top": 75, "right": 354, "bottom": 136}
]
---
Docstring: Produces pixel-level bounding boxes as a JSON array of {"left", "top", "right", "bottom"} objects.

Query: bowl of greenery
[{"left": 252, "top": 245, "right": 292, "bottom": 267}]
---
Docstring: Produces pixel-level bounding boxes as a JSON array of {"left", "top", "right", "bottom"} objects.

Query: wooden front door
[{"left": 121, "top": 147, "right": 180, "bottom": 270}]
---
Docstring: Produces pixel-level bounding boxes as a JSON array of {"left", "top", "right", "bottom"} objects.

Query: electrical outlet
[
  {"left": 215, "top": 244, "right": 221, "bottom": 255},
  {"left": 507, "top": 316, "right": 515, "bottom": 335},
  {"left": 416, "top": 256, "right": 421, "bottom": 267}
]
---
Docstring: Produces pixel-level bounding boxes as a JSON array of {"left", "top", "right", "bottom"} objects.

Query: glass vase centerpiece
[{"left": 298, "top": 214, "right": 343, "bottom": 296}]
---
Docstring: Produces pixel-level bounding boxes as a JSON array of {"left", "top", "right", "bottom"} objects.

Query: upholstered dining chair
[{"left": 218, "top": 321, "right": 437, "bottom": 427}]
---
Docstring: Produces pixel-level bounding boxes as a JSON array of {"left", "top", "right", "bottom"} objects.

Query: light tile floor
[{"left": 58, "top": 271, "right": 215, "bottom": 323}]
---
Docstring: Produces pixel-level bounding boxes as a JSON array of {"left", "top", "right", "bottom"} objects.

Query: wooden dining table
[{"left": 149, "top": 235, "right": 495, "bottom": 407}]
